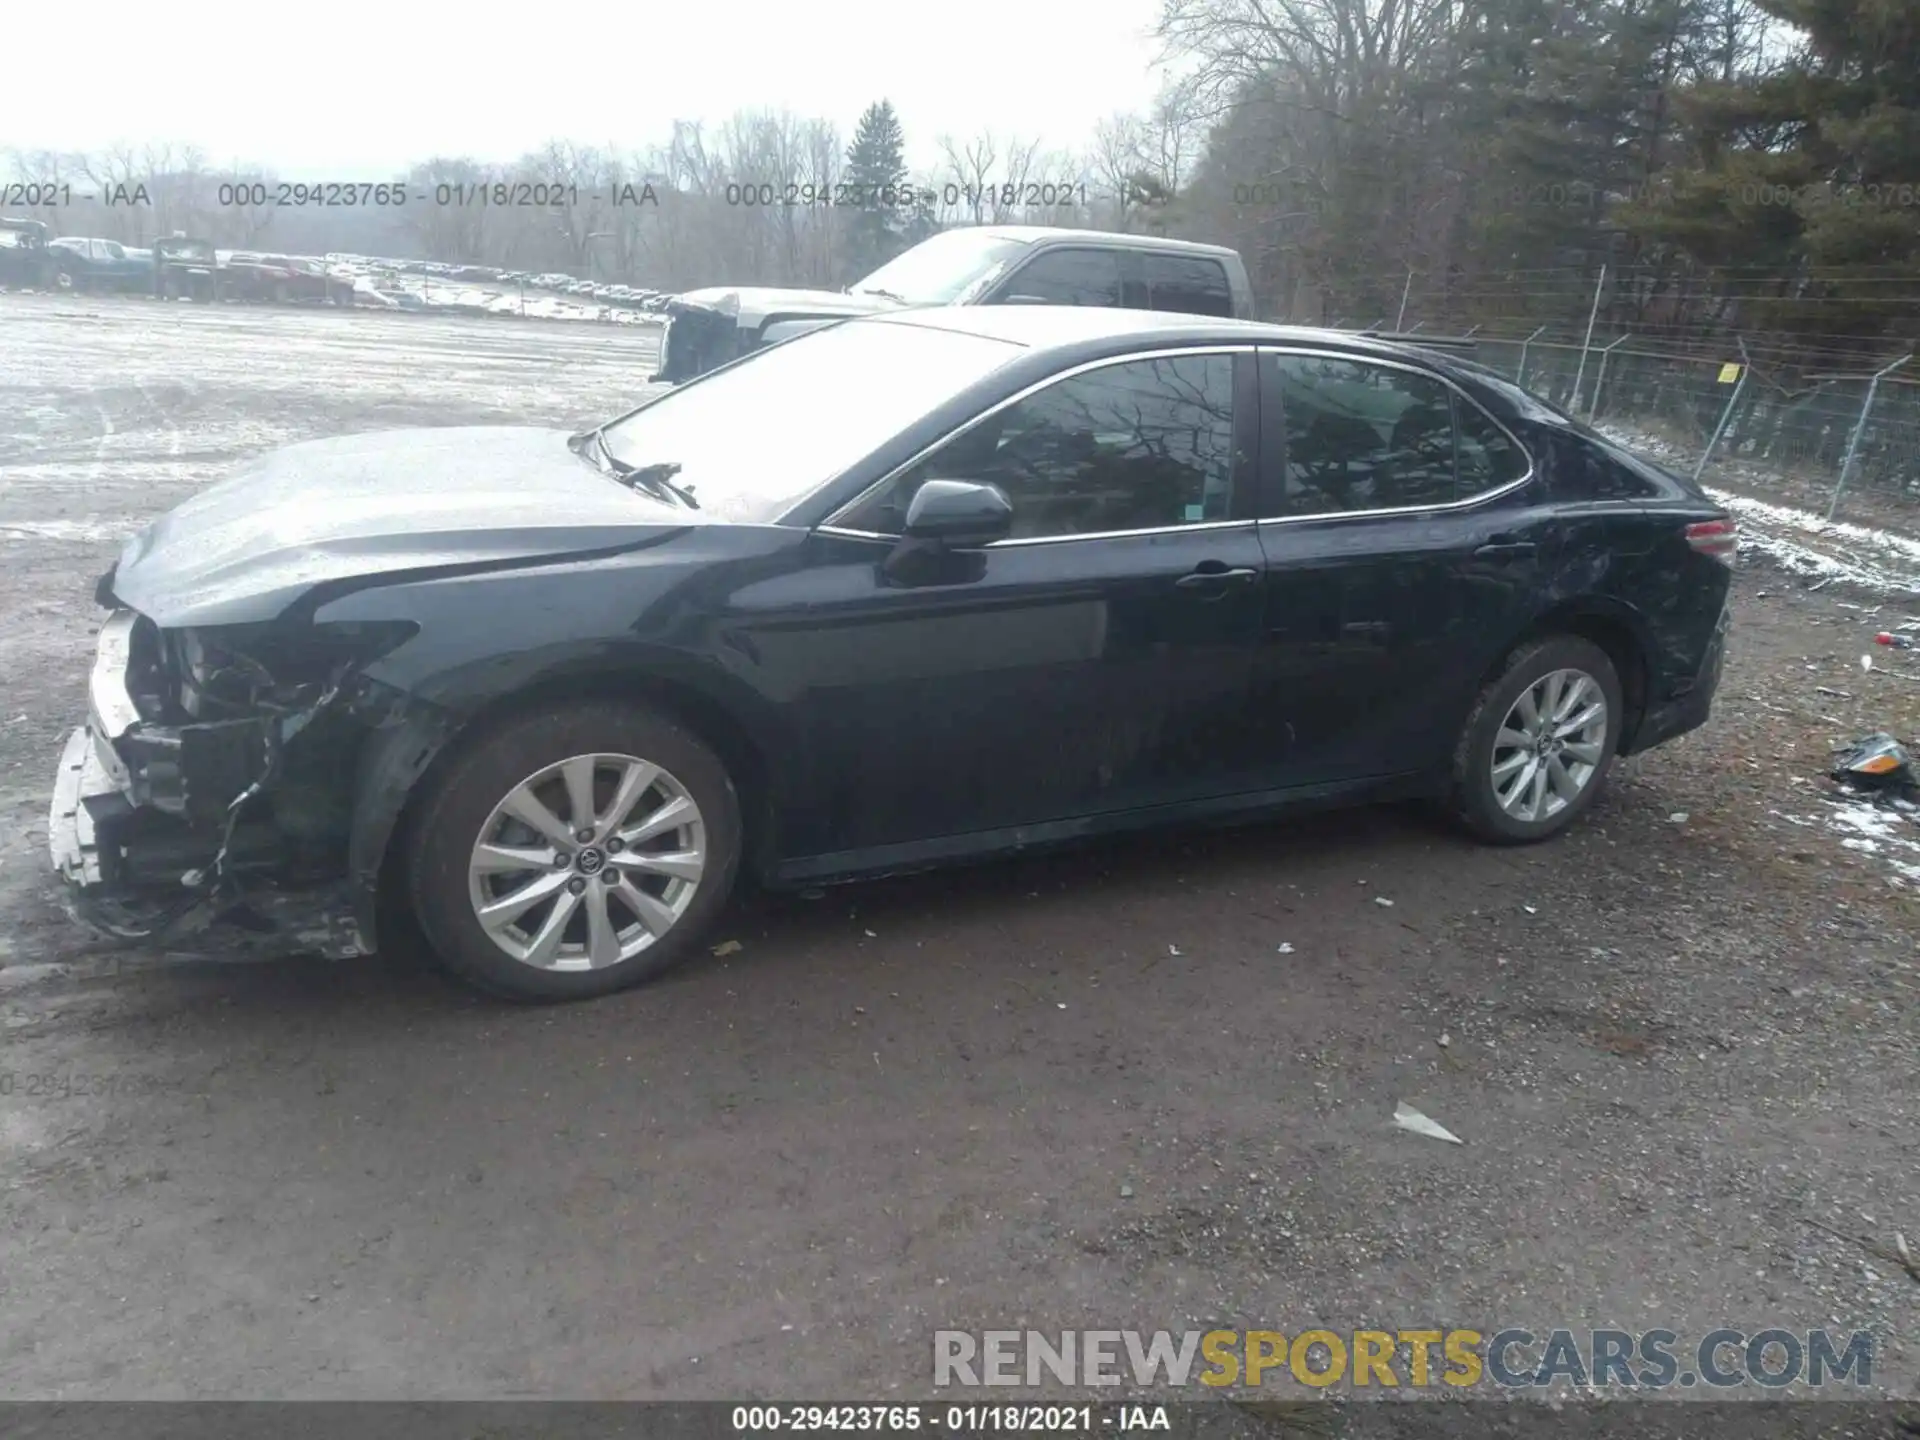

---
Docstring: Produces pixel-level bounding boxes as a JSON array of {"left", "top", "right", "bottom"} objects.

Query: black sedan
[{"left": 49, "top": 308, "right": 1735, "bottom": 1001}]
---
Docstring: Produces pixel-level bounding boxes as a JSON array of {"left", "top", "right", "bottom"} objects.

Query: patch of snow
[
  {"left": 0, "top": 518, "right": 126, "bottom": 542},
  {"left": 1791, "top": 795, "right": 1920, "bottom": 887}
]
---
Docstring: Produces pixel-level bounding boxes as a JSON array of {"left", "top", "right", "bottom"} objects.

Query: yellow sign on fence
[{"left": 1718, "top": 362, "right": 1742, "bottom": 384}]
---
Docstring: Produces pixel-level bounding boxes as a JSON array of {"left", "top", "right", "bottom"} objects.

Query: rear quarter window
[{"left": 1554, "top": 434, "right": 1662, "bottom": 501}]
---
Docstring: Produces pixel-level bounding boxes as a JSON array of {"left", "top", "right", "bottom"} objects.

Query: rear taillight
[{"left": 1685, "top": 517, "right": 1737, "bottom": 565}]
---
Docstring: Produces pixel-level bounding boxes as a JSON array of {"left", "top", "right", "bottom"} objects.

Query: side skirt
[{"left": 765, "top": 770, "right": 1438, "bottom": 889}]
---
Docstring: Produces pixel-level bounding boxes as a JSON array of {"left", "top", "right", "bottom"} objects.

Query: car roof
[
  {"left": 859, "top": 304, "right": 1462, "bottom": 368},
  {"left": 971, "top": 225, "right": 1239, "bottom": 259}
]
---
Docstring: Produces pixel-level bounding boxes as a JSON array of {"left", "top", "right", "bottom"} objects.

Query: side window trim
[
  {"left": 819, "top": 344, "right": 1260, "bottom": 541},
  {"left": 1255, "top": 345, "right": 1534, "bottom": 524}
]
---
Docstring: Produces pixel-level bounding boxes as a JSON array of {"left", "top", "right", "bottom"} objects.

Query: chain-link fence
[
  {"left": 1311, "top": 258, "right": 1920, "bottom": 527},
  {"left": 1343, "top": 329, "right": 1920, "bottom": 527}
]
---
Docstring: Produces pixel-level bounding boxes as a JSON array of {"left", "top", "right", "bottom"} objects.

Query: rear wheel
[
  {"left": 1450, "top": 636, "right": 1622, "bottom": 844},
  {"left": 407, "top": 702, "right": 741, "bottom": 1001}
]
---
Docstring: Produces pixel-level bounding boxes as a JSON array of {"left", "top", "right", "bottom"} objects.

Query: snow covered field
[{"left": 0, "top": 293, "right": 664, "bottom": 554}]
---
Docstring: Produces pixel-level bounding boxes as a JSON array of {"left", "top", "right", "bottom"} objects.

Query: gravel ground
[{"left": 0, "top": 293, "right": 1915, "bottom": 1404}]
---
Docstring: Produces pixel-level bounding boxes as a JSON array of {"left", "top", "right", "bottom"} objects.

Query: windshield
[
  {"left": 850, "top": 229, "right": 1032, "bottom": 305},
  {"left": 598, "top": 318, "right": 1022, "bottom": 522}
]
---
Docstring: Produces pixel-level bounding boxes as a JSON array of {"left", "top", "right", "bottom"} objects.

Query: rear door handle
[
  {"left": 1176, "top": 565, "right": 1259, "bottom": 590},
  {"left": 1474, "top": 535, "right": 1537, "bottom": 560}
]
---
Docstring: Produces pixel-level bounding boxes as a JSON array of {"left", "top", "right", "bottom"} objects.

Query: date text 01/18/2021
[
  {"left": 721, "top": 182, "right": 1090, "bottom": 209},
  {"left": 196, "top": 181, "right": 664, "bottom": 208},
  {"left": 729, "top": 1404, "right": 1169, "bottom": 1432}
]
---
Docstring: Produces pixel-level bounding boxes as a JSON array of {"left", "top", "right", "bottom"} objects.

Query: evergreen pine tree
[
  {"left": 1624, "top": 0, "right": 1920, "bottom": 343},
  {"left": 844, "top": 101, "right": 911, "bottom": 279}
]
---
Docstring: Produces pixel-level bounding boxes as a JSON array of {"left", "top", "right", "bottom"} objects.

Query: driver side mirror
[{"left": 902, "top": 479, "right": 1013, "bottom": 549}]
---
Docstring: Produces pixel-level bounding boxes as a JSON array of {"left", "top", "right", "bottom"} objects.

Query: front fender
[
  {"left": 345, "top": 698, "right": 460, "bottom": 945},
  {"left": 321, "top": 538, "right": 812, "bottom": 941}
]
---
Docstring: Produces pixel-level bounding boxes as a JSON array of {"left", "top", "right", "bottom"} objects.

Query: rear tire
[
  {"left": 407, "top": 702, "right": 741, "bottom": 1002},
  {"left": 1450, "top": 636, "right": 1622, "bottom": 844}
]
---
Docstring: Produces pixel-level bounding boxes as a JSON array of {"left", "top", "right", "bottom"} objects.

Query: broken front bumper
[
  {"left": 50, "top": 723, "right": 119, "bottom": 889},
  {"left": 45, "top": 613, "right": 370, "bottom": 959}
]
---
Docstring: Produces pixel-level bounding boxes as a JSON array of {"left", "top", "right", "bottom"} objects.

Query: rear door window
[
  {"left": 1456, "top": 400, "right": 1531, "bottom": 496},
  {"left": 1145, "top": 254, "right": 1234, "bottom": 317},
  {"left": 1265, "top": 353, "right": 1460, "bottom": 515},
  {"left": 997, "top": 248, "right": 1124, "bottom": 306}
]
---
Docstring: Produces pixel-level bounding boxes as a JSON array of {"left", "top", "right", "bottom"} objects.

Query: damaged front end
[{"left": 48, "top": 599, "right": 417, "bottom": 958}]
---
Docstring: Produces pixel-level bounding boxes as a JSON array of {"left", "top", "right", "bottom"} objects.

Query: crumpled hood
[
  {"left": 110, "top": 426, "right": 691, "bottom": 627},
  {"left": 670, "top": 285, "right": 901, "bottom": 324}
]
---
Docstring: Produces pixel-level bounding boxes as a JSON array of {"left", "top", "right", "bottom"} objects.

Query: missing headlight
[{"left": 171, "top": 620, "right": 417, "bottom": 717}]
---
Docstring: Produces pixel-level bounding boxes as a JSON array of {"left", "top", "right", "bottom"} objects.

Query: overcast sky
[{"left": 5, "top": 0, "right": 1175, "bottom": 178}]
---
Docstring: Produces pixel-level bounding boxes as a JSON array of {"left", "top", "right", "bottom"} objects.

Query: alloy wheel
[
  {"left": 1489, "top": 668, "right": 1609, "bottom": 823},
  {"left": 466, "top": 752, "right": 707, "bottom": 971}
]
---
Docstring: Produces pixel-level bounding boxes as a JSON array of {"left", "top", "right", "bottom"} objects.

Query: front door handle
[
  {"left": 1474, "top": 534, "right": 1537, "bottom": 560},
  {"left": 1175, "top": 564, "right": 1259, "bottom": 591}
]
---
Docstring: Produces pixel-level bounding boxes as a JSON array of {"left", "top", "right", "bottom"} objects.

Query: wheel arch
[
  {"left": 350, "top": 664, "right": 784, "bottom": 951},
  {"left": 1482, "top": 598, "right": 1653, "bottom": 753}
]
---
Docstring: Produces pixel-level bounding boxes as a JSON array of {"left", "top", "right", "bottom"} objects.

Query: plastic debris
[
  {"left": 1393, "top": 1101, "right": 1464, "bottom": 1145},
  {"left": 1669, "top": 811, "right": 1690, "bottom": 823},
  {"left": 1276, "top": 942, "right": 1295, "bottom": 954},
  {"left": 1832, "top": 733, "right": 1917, "bottom": 796},
  {"left": 1875, "top": 632, "right": 1916, "bottom": 651},
  {"left": 1373, "top": 896, "right": 1395, "bottom": 908},
  {"left": 1119, "top": 1183, "right": 1134, "bottom": 1199},
  {"left": 710, "top": 939, "right": 743, "bottom": 956}
]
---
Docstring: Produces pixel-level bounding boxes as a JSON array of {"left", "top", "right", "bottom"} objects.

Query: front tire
[
  {"left": 407, "top": 702, "right": 741, "bottom": 1002},
  {"left": 1450, "top": 636, "right": 1622, "bottom": 844}
]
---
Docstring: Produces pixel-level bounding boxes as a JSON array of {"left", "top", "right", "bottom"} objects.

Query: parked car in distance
[
  {"left": 50, "top": 307, "right": 1734, "bottom": 1002},
  {"left": 288, "top": 255, "right": 357, "bottom": 305},
  {"left": 0, "top": 216, "right": 54, "bottom": 287},
  {"left": 653, "top": 225, "right": 1258, "bottom": 383},
  {"left": 45, "top": 236, "right": 154, "bottom": 292}
]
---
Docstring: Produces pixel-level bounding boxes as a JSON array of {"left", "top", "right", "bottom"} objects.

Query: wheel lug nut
[
  {"left": 601, "top": 869, "right": 618, "bottom": 883},
  {"left": 554, "top": 852, "right": 572, "bottom": 868},
  {"left": 606, "top": 838, "right": 623, "bottom": 852},
  {"left": 575, "top": 828, "right": 594, "bottom": 843},
  {"left": 567, "top": 877, "right": 587, "bottom": 895}
]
